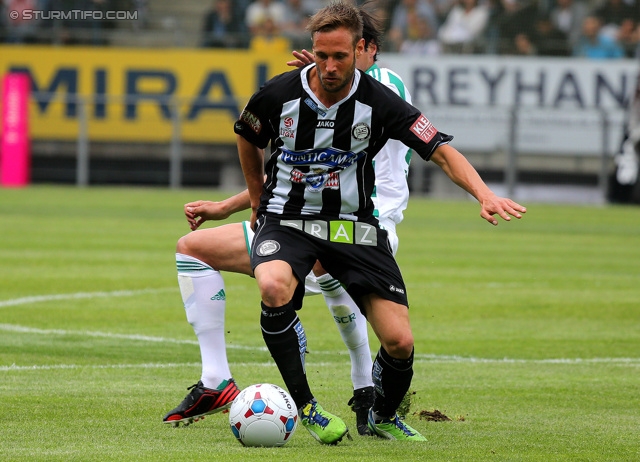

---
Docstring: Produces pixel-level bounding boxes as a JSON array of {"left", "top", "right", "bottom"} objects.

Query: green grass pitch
[{"left": 1, "top": 185, "right": 639, "bottom": 461}]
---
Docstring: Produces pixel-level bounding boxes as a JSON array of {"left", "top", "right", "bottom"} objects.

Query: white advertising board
[{"left": 379, "top": 55, "right": 637, "bottom": 155}]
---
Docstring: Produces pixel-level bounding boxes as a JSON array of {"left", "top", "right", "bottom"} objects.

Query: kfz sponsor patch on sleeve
[{"left": 410, "top": 115, "right": 437, "bottom": 143}]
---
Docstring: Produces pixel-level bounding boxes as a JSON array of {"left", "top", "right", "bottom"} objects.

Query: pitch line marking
[
  {"left": 0, "top": 288, "right": 175, "bottom": 308},
  {"left": 2, "top": 324, "right": 639, "bottom": 368},
  {"left": 2, "top": 357, "right": 639, "bottom": 374},
  {"left": 0, "top": 323, "right": 269, "bottom": 350},
  {"left": 0, "top": 285, "right": 248, "bottom": 309}
]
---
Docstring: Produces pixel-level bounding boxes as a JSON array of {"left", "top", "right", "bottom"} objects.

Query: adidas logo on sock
[{"left": 211, "top": 289, "right": 226, "bottom": 301}]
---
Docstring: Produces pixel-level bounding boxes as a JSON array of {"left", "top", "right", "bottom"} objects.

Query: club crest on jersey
[
  {"left": 291, "top": 168, "right": 339, "bottom": 192},
  {"left": 256, "top": 240, "right": 280, "bottom": 256},
  {"left": 352, "top": 123, "right": 371, "bottom": 141},
  {"left": 239, "top": 109, "right": 262, "bottom": 134}
]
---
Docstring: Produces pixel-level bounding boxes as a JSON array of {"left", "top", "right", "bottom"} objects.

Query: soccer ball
[{"left": 228, "top": 383, "right": 298, "bottom": 447}]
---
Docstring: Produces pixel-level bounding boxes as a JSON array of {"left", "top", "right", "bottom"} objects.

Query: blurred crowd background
[{"left": 1, "top": 0, "right": 640, "bottom": 59}]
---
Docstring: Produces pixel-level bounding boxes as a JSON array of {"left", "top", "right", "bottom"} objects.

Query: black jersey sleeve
[
  {"left": 233, "top": 93, "right": 274, "bottom": 149},
  {"left": 233, "top": 70, "right": 303, "bottom": 149}
]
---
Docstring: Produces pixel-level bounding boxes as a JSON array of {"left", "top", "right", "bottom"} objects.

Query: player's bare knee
[
  {"left": 258, "top": 278, "right": 292, "bottom": 307},
  {"left": 382, "top": 334, "right": 414, "bottom": 359},
  {"left": 175, "top": 234, "right": 191, "bottom": 254}
]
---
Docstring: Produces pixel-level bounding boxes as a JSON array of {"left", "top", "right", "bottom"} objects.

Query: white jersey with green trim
[{"left": 366, "top": 63, "right": 413, "bottom": 233}]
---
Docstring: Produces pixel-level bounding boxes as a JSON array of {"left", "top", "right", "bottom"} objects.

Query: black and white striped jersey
[{"left": 234, "top": 64, "right": 453, "bottom": 223}]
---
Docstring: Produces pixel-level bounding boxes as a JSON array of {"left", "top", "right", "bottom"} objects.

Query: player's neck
[{"left": 308, "top": 68, "right": 354, "bottom": 108}]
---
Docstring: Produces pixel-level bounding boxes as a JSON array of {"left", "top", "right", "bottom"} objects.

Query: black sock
[
  {"left": 371, "top": 346, "right": 414, "bottom": 419},
  {"left": 260, "top": 301, "right": 313, "bottom": 408}
]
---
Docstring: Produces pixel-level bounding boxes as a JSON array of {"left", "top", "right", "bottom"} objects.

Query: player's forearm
[
  {"left": 431, "top": 144, "right": 495, "bottom": 203},
  {"left": 237, "top": 134, "right": 265, "bottom": 210},
  {"left": 219, "top": 189, "right": 251, "bottom": 216}
]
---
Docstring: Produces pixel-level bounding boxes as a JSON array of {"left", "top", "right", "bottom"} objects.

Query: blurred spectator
[
  {"left": 245, "top": 0, "right": 287, "bottom": 36},
  {"left": 387, "top": 0, "right": 439, "bottom": 51},
  {"left": 281, "top": 0, "right": 315, "bottom": 49},
  {"left": 573, "top": 15, "right": 625, "bottom": 58},
  {"left": 437, "top": 0, "right": 489, "bottom": 53},
  {"left": 617, "top": 18, "right": 639, "bottom": 57},
  {"left": 130, "top": 0, "right": 149, "bottom": 30},
  {"left": 46, "top": 0, "right": 114, "bottom": 45},
  {"left": 533, "top": 13, "right": 570, "bottom": 56},
  {"left": 512, "top": 32, "right": 537, "bottom": 54},
  {"left": 549, "top": 0, "right": 587, "bottom": 49},
  {"left": 2, "top": 0, "right": 39, "bottom": 43},
  {"left": 592, "top": 0, "right": 637, "bottom": 34},
  {"left": 249, "top": 14, "right": 291, "bottom": 53},
  {"left": 399, "top": 13, "right": 441, "bottom": 54},
  {"left": 482, "top": 0, "right": 505, "bottom": 53},
  {"left": 493, "top": 0, "right": 538, "bottom": 54},
  {"left": 503, "top": 13, "right": 570, "bottom": 56},
  {"left": 201, "top": 0, "right": 248, "bottom": 48},
  {"left": 634, "top": 23, "right": 640, "bottom": 58}
]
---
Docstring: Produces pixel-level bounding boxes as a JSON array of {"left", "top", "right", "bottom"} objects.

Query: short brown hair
[{"left": 307, "top": 1, "right": 363, "bottom": 47}]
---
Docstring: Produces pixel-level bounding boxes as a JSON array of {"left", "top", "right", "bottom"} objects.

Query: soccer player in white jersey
[
  {"left": 162, "top": 6, "right": 410, "bottom": 437},
  {"left": 235, "top": 1, "right": 525, "bottom": 444}
]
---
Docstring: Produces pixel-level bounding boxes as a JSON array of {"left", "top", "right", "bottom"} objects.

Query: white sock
[
  {"left": 176, "top": 253, "right": 231, "bottom": 390},
  {"left": 316, "top": 273, "right": 374, "bottom": 390}
]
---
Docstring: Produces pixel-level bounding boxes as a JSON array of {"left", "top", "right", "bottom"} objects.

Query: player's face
[{"left": 313, "top": 28, "right": 364, "bottom": 95}]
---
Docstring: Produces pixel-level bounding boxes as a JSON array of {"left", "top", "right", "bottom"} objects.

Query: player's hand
[
  {"left": 184, "top": 200, "right": 232, "bottom": 231},
  {"left": 249, "top": 209, "right": 258, "bottom": 231},
  {"left": 480, "top": 195, "right": 526, "bottom": 226},
  {"left": 286, "top": 49, "right": 315, "bottom": 68}
]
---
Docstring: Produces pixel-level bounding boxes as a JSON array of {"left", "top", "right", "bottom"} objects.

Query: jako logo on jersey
[
  {"left": 410, "top": 115, "right": 437, "bottom": 143},
  {"left": 256, "top": 240, "right": 280, "bottom": 256},
  {"left": 352, "top": 122, "right": 371, "bottom": 141},
  {"left": 317, "top": 120, "right": 335, "bottom": 129},
  {"left": 211, "top": 289, "right": 226, "bottom": 301},
  {"left": 280, "top": 147, "right": 364, "bottom": 169},
  {"left": 389, "top": 285, "right": 405, "bottom": 295},
  {"left": 291, "top": 168, "right": 339, "bottom": 192},
  {"left": 239, "top": 109, "right": 261, "bottom": 134}
]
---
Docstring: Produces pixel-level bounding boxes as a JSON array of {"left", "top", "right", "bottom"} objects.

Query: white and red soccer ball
[{"left": 229, "top": 383, "right": 298, "bottom": 447}]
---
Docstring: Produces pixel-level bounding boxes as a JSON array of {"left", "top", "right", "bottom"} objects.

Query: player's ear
[{"left": 356, "top": 38, "right": 365, "bottom": 56}]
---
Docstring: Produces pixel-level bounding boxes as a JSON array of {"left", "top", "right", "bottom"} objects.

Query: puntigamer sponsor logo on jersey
[
  {"left": 280, "top": 147, "right": 364, "bottom": 169},
  {"left": 239, "top": 109, "right": 262, "bottom": 134},
  {"left": 410, "top": 114, "right": 437, "bottom": 143}
]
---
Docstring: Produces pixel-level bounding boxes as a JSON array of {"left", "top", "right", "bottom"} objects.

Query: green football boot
[
  {"left": 367, "top": 410, "right": 427, "bottom": 441},
  {"left": 299, "top": 400, "right": 349, "bottom": 444}
]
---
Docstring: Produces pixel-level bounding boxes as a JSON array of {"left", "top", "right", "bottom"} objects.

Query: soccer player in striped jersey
[
  {"left": 162, "top": 6, "right": 408, "bottom": 437},
  {"left": 235, "top": 1, "right": 525, "bottom": 444}
]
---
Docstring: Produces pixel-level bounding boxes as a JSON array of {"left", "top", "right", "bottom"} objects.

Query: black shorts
[{"left": 250, "top": 215, "right": 409, "bottom": 311}]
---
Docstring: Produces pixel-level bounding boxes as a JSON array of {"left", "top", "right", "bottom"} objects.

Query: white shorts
[{"left": 242, "top": 219, "right": 399, "bottom": 296}]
